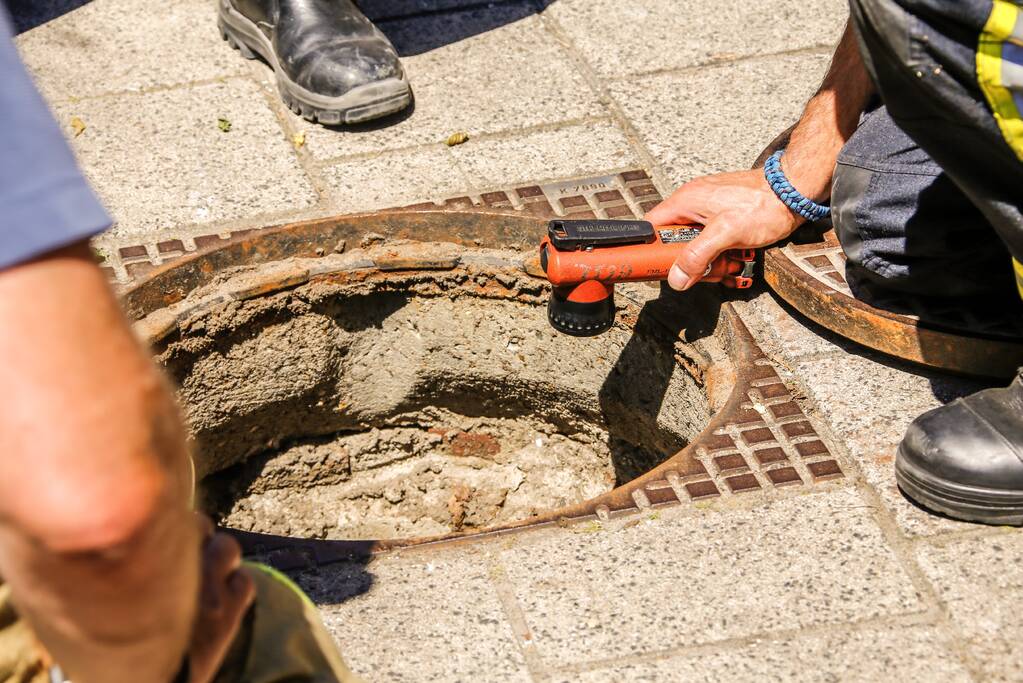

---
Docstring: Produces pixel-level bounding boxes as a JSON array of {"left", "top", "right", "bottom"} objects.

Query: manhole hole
[
  {"left": 154, "top": 245, "right": 710, "bottom": 540},
  {"left": 126, "top": 209, "right": 846, "bottom": 561}
]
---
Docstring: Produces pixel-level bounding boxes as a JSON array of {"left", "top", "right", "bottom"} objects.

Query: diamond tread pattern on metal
[
  {"left": 119, "top": 171, "right": 847, "bottom": 568},
  {"left": 104, "top": 169, "right": 663, "bottom": 285},
  {"left": 765, "top": 228, "right": 1023, "bottom": 379}
]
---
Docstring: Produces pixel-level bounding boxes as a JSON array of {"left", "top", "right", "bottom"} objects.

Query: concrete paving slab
[
  {"left": 792, "top": 353, "right": 988, "bottom": 537},
  {"left": 545, "top": 0, "right": 847, "bottom": 79},
  {"left": 56, "top": 79, "right": 317, "bottom": 239},
  {"left": 793, "top": 353, "right": 983, "bottom": 454},
  {"left": 731, "top": 292, "right": 846, "bottom": 366},
  {"left": 499, "top": 488, "right": 923, "bottom": 665},
  {"left": 917, "top": 532, "right": 1023, "bottom": 682},
  {"left": 551, "top": 624, "right": 971, "bottom": 682},
  {"left": 609, "top": 53, "right": 830, "bottom": 185},
  {"left": 279, "top": 5, "right": 603, "bottom": 159},
  {"left": 450, "top": 121, "right": 637, "bottom": 189},
  {"left": 296, "top": 551, "right": 530, "bottom": 682},
  {"left": 15, "top": 0, "right": 244, "bottom": 102},
  {"left": 322, "top": 146, "right": 471, "bottom": 212}
]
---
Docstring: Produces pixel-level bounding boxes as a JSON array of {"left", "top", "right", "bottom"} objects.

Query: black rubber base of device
[{"left": 548, "top": 291, "right": 615, "bottom": 337}]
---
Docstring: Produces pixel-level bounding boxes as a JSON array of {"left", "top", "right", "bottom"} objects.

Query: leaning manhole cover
[
  {"left": 764, "top": 226, "right": 1023, "bottom": 378},
  {"left": 127, "top": 210, "right": 845, "bottom": 559}
]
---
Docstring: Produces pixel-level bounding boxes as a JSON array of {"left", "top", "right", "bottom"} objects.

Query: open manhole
[
  {"left": 126, "top": 210, "right": 842, "bottom": 556},
  {"left": 153, "top": 245, "right": 711, "bottom": 541}
]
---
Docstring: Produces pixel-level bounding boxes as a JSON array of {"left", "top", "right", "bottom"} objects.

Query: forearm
[
  {"left": 0, "top": 243, "right": 199, "bottom": 682},
  {"left": 781, "top": 20, "right": 875, "bottom": 202}
]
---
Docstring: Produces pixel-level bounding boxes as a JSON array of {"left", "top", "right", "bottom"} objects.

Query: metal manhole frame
[
  {"left": 125, "top": 210, "right": 846, "bottom": 569},
  {"left": 764, "top": 230, "right": 1023, "bottom": 379}
]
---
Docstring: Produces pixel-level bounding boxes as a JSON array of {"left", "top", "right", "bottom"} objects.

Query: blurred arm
[{"left": 0, "top": 242, "right": 200, "bottom": 683}]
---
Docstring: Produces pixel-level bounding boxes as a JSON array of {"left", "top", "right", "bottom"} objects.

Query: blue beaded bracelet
[{"left": 764, "top": 150, "right": 831, "bottom": 222}]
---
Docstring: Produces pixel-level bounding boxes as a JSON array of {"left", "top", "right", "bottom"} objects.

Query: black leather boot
[
  {"left": 217, "top": 0, "right": 411, "bottom": 125},
  {"left": 896, "top": 371, "right": 1023, "bottom": 524}
]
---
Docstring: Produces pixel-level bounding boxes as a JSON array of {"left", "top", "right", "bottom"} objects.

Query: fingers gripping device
[{"left": 539, "top": 219, "right": 755, "bottom": 336}]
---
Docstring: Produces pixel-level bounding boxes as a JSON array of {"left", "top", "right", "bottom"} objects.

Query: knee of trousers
[
  {"left": 831, "top": 159, "right": 1015, "bottom": 298},
  {"left": 830, "top": 160, "right": 881, "bottom": 277}
]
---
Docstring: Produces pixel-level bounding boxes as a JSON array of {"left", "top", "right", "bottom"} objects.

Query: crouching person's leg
[
  {"left": 831, "top": 103, "right": 1015, "bottom": 301},
  {"left": 850, "top": 0, "right": 1023, "bottom": 524}
]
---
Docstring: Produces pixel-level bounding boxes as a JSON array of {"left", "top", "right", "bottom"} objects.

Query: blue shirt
[{"left": 0, "top": 5, "right": 111, "bottom": 270}]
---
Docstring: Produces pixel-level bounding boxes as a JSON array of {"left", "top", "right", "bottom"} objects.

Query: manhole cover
[
  {"left": 125, "top": 205, "right": 846, "bottom": 565},
  {"left": 765, "top": 227, "right": 1023, "bottom": 379}
]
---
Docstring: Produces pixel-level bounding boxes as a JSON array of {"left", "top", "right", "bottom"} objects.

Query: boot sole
[
  {"left": 895, "top": 446, "right": 1023, "bottom": 525},
  {"left": 217, "top": 0, "right": 411, "bottom": 125}
]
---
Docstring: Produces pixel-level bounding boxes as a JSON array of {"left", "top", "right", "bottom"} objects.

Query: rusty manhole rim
[
  {"left": 764, "top": 233, "right": 1023, "bottom": 379},
  {"left": 127, "top": 211, "right": 843, "bottom": 566}
]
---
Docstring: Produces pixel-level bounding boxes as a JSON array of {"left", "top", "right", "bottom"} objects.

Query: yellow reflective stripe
[
  {"left": 1014, "top": 258, "right": 1023, "bottom": 300},
  {"left": 978, "top": 1, "right": 1023, "bottom": 161},
  {"left": 244, "top": 560, "right": 317, "bottom": 608}
]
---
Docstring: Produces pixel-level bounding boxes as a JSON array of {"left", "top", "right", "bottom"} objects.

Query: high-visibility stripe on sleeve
[
  {"left": 978, "top": 0, "right": 1023, "bottom": 161},
  {"left": 1013, "top": 257, "right": 1023, "bottom": 300}
]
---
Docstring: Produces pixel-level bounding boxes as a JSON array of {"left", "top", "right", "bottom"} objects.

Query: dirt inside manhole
[{"left": 152, "top": 246, "right": 714, "bottom": 540}]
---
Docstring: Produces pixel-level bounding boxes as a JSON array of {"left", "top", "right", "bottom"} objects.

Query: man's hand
[
  {"left": 189, "top": 520, "right": 256, "bottom": 683},
  {"left": 648, "top": 19, "right": 875, "bottom": 291},
  {"left": 645, "top": 170, "right": 801, "bottom": 291}
]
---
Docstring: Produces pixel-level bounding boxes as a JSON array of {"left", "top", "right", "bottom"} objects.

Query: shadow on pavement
[
  {"left": 599, "top": 284, "right": 722, "bottom": 485},
  {"left": 372, "top": 0, "right": 556, "bottom": 56},
  {"left": 228, "top": 528, "right": 377, "bottom": 605},
  {"left": 10, "top": 0, "right": 559, "bottom": 52},
  {"left": 6, "top": 0, "right": 93, "bottom": 33}
]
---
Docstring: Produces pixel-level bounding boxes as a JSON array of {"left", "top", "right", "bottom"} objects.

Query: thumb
[{"left": 667, "top": 218, "right": 735, "bottom": 291}]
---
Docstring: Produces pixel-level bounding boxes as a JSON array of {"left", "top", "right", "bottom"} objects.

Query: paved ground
[{"left": 13, "top": 1, "right": 1023, "bottom": 681}]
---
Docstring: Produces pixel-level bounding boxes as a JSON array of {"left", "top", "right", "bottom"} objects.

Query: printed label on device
[
  {"left": 658, "top": 228, "right": 702, "bottom": 244},
  {"left": 548, "top": 219, "right": 655, "bottom": 250}
]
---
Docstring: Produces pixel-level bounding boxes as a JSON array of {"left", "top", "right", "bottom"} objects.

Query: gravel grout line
[
  {"left": 771, "top": 358, "right": 986, "bottom": 681},
  {"left": 533, "top": 6, "right": 674, "bottom": 198},
  {"left": 487, "top": 552, "right": 552, "bottom": 682},
  {"left": 244, "top": 60, "right": 336, "bottom": 209},
  {"left": 95, "top": 201, "right": 338, "bottom": 249},
  {"left": 611, "top": 43, "right": 837, "bottom": 82},
  {"left": 547, "top": 610, "right": 945, "bottom": 678},
  {"left": 851, "top": 483, "right": 984, "bottom": 680},
  {"left": 907, "top": 524, "right": 1021, "bottom": 548},
  {"left": 307, "top": 114, "right": 619, "bottom": 167},
  {"left": 37, "top": 72, "right": 254, "bottom": 106}
]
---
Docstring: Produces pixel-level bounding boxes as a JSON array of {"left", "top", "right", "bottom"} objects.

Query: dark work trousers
[{"left": 840, "top": 0, "right": 1023, "bottom": 301}]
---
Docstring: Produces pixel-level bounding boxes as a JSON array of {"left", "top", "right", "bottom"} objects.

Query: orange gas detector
[{"left": 539, "top": 219, "right": 755, "bottom": 336}]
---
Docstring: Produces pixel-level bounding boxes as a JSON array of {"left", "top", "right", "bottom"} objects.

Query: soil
[{"left": 154, "top": 248, "right": 712, "bottom": 540}]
